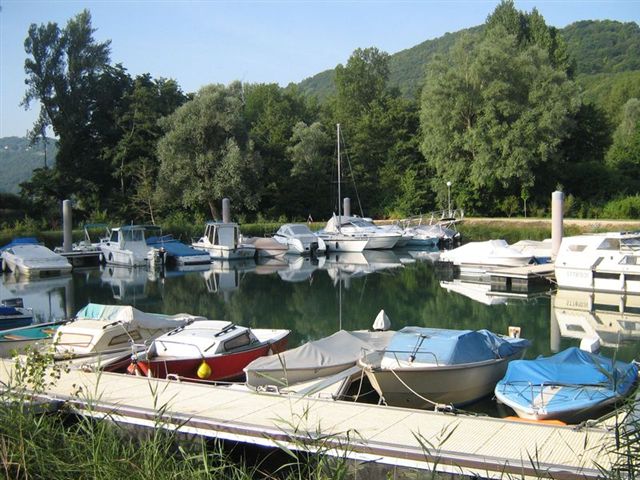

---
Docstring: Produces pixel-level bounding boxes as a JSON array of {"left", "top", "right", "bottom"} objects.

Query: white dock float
[{"left": 0, "top": 359, "right": 621, "bottom": 479}]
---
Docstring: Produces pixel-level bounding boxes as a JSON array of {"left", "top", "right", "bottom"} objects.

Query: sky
[{"left": 1, "top": 0, "right": 639, "bottom": 138}]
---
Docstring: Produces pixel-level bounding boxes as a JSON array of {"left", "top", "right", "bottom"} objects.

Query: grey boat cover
[
  {"left": 75, "top": 303, "right": 201, "bottom": 330},
  {"left": 245, "top": 329, "right": 394, "bottom": 383}
]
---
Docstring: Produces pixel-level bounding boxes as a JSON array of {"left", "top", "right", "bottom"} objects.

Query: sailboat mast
[{"left": 337, "top": 123, "right": 341, "bottom": 231}]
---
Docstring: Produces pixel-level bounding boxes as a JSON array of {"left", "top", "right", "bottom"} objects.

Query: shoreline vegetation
[{"left": 2, "top": 216, "right": 640, "bottom": 250}]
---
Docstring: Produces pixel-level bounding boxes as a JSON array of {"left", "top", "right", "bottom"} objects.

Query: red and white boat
[{"left": 128, "top": 320, "right": 290, "bottom": 381}]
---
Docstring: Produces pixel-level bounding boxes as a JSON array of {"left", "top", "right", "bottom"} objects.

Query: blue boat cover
[
  {"left": 383, "top": 327, "right": 530, "bottom": 365},
  {"left": 0, "top": 237, "right": 39, "bottom": 251},
  {"left": 0, "top": 306, "right": 20, "bottom": 316},
  {"left": 501, "top": 347, "right": 638, "bottom": 387},
  {"left": 146, "top": 235, "right": 209, "bottom": 258}
]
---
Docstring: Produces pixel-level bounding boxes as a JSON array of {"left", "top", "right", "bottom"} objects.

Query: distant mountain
[
  {"left": 0, "top": 136, "right": 57, "bottom": 194},
  {"left": 298, "top": 20, "right": 640, "bottom": 101}
]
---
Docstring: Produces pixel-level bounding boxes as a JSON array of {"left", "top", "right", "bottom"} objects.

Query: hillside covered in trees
[
  {"left": 5, "top": 1, "right": 640, "bottom": 230},
  {"left": 0, "top": 137, "right": 57, "bottom": 194}
]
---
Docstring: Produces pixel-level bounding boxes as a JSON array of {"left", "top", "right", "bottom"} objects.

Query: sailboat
[{"left": 317, "top": 124, "right": 377, "bottom": 253}]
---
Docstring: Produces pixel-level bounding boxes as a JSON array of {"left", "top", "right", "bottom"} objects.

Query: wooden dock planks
[{"left": 0, "top": 358, "right": 618, "bottom": 479}]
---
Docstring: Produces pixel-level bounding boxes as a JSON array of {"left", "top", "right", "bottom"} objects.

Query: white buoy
[
  {"left": 62, "top": 199, "right": 72, "bottom": 253},
  {"left": 551, "top": 190, "right": 564, "bottom": 260},
  {"left": 222, "top": 198, "right": 231, "bottom": 223},
  {"left": 372, "top": 309, "right": 391, "bottom": 331}
]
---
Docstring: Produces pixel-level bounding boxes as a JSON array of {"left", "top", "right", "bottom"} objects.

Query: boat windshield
[
  {"left": 597, "top": 238, "right": 620, "bottom": 251},
  {"left": 288, "top": 225, "right": 312, "bottom": 235},
  {"left": 123, "top": 229, "right": 145, "bottom": 242}
]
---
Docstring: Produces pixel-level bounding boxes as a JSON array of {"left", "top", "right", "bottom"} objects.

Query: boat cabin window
[
  {"left": 565, "top": 324, "right": 586, "bottom": 333},
  {"left": 567, "top": 244, "right": 587, "bottom": 252},
  {"left": 222, "top": 331, "right": 254, "bottom": 352},
  {"left": 349, "top": 219, "right": 373, "bottom": 228},
  {"left": 123, "top": 228, "right": 144, "bottom": 242},
  {"left": 108, "top": 330, "right": 142, "bottom": 346},
  {"left": 56, "top": 333, "right": 93, "bottom": 348},
  {"left": 109, "top": 230, "right": 120, "bottom": 243},
  {"left": 620, "top": 255, "right": 638, "bottom": 265},
  {"left": 597, "top": 238, "right": 620, "bottom": 250}
]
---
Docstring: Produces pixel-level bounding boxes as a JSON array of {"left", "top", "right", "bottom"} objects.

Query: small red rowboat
[{"left": 127, "top": 320, "right": 290, "bottom": 381}]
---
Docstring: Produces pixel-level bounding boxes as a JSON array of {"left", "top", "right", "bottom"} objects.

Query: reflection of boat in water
[
  {"left": 2, "top": 273, "right": 72, "bottom": 296},
  {"left": 440, "top": 279, "right": 508, "bottom": 306},
  {"left": 277, "top": 255, "right": 325, "bottom": 283},
  {"left": 100, "top": 265, "right": 154, "bottom": 301},
  {"left": 202, "top": 259, "right": 256, "bottom": 293},
  {"left": 322, "top": 250, "right": 403, "bottom": 283},
  {"left": 553, "top": 288, "right": 640, "bottom": 347}
]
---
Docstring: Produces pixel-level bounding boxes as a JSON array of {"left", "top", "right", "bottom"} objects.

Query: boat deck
[{"left": 0, "top": 358, "right": 624, "bottom": 479}]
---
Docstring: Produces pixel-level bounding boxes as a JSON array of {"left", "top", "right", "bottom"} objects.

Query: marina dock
[
  {"left": 490, "top": 263, "right": 556, "bottom": 291},
  {"left": 0, "top": 358, "right": 623, "bottom": 479}
]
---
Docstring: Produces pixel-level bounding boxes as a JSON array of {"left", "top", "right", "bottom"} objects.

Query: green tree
[
  {"left": 157, "top": 82, "right": 262, "bottom": 220},
  {"left": 21, "top": 10, "right": 112, "bottom": 208},
  {"left": 606, "top": 98, "right": 640, "bottom": 194},
  {"left": 287, "top": 121, "right": 334, "bottom": 219},
  {"left": 420, "top": 19, "right": 579, "bottom": 214}
]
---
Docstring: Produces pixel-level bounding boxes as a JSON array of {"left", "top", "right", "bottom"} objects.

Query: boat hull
[
  {"left": 321, "top": 236, "right": 369, "bottom": 253},
  {"left": 192, "top": 243, "right": 256, "bottom": 260},
  {"left": 361, "top": 355, "right": 520, "bottom": 408},
  {"left": 555, "top": 266, "right": 640, "bottom": 294}
]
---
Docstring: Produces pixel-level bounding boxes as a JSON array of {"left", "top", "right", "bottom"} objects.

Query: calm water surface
[{"left": 3, "top": 248, "right": 638, "bottom": 365}]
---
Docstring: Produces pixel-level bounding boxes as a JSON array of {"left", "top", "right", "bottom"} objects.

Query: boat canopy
[
  {"left": 383, "top": 327, "right": 530, "bottom": 365},
  {"left": 501, "top": 347, "right": 638, "bottom": 387},
  {"left": 75, "top": 303, "right": 198, "bottom": 330},
  {"left": 246, "top": 329, "right": 395, "bottom": 372}
]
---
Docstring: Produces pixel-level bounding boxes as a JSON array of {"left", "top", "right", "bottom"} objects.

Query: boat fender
[
  {"left": 127, "top": 360, "right": 150, "bottom": 377},
  {"left": 197, "top": 360, "right": 212, "bottom": 379}
]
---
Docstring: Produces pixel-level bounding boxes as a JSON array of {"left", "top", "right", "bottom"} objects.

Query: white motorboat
[
  {"left": 99, "top": 225, "right": 158, "bottom": 267},
  {"left": 358, "top": 326, "right": 530, "bottom": 408},
  {"left": 51, "top": 303, "right": 204, "bottom": 367},
  {"left": 241, "top": 235, "right": 289, "bottom": 258},
  {"left": 510, "top": 239, "right": 553, "bottom": 263},
  {"left": 439, "top": 239, "right": 533, "bottom": 271},
  {"left": 272, "top": 223, "right": 326, "bottom": 255},
  {"left": 319, "top": 215, "right": 401, "bottom": 250},
  {"left": 1, "top": 238, "right": 72, "bottom": 277},
  {"left": 404, "top": 225, "right": 440, "bottom": 248},
  {"left": 192, "top": 222, "right": 256, "bottom": 260},
  {"left": 554, "top": 231, "right": 640, "bottom": 294}
]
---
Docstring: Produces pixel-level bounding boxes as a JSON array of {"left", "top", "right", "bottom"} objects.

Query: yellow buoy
[{"left": 197, "top": 360, "right": 212, "bottom": 379}]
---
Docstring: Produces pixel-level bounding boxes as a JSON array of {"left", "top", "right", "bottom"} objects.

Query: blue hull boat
[
  {"left": 495, "top": 347, "right": 638, "bottom": 423},
  {"left": 146, "top": 234, "right": 211, "bottom": 266}
]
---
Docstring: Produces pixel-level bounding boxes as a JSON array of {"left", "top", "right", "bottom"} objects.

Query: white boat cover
[
  {"left": 75, "top": 303, "right": 198, "bottom": 330},
  {"left": 245, "top": 329, "right": 394, "bottom": 378}
]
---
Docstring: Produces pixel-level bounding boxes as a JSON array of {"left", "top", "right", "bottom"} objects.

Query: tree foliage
[{"left": 157, "top": 83, "right": 262, "bottom": 220}]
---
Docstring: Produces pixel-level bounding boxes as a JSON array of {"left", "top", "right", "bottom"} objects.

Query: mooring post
[
  {"left": 343, "top": 197, "right": 351, "bottom": 217},
  {"left": 551, "top": 191, "right": 564, "bottom": 260},
  {"left": 222, "top": 198, "right": 231, "bottom": 223},
  {"left": 63, "top": 199, "right": 72, "bottom": 253}
]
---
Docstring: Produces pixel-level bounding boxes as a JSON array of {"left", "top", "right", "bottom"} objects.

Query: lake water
[{"left": 2, "top": 248, "right": 639, "bottom": 414}]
